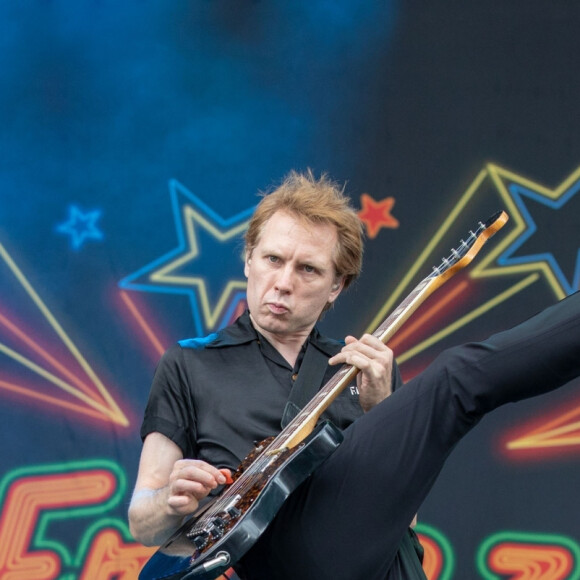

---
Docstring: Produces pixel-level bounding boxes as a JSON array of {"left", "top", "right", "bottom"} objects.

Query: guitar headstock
[{"left": 429, "top": 210, "right": 509, "bottom": 282}]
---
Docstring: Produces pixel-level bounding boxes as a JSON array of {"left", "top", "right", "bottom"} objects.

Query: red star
[{"left": 357, "top": 194, "right": 399, "bottom": 239}]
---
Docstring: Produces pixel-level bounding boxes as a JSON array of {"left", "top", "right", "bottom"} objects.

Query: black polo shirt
[{"left": 140, "top": 311, "right": 401, "bottom": 471}]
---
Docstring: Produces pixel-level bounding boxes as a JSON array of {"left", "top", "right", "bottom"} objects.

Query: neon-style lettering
[{"left": 478, "top": 531, "right": 580, "bottom": 580}]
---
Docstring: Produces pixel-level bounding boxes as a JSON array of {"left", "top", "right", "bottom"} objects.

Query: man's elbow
[{"left": 128, "top": 503, "right": 155, "bottom": 547}]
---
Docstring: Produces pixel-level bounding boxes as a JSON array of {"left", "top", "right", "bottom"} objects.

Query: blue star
[
  {"left": 499, "top": 178, "right": 580, "bottom": 295},
  {"left": 56, "top": 204, "right": 104, "bottom": 250},
  {"left": 119, "top": 179, "right": 255, "bottom": 336}
]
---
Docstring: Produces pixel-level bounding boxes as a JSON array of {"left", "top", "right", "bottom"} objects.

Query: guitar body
[{"left": 139, "top": 421, "right": 344, "bottom": 580}]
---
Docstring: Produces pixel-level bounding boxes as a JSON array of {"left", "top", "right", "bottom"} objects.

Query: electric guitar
[{"left": 139, "top": 210, "right": 509, "bottom": 580}]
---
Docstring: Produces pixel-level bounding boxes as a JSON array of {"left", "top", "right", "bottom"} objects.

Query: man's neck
[
  {"left": 269, "top": 338, "right": 306, "bottom": 368},
  {"left": 248, "top": 314, "right": 310, "bottom": 367}
]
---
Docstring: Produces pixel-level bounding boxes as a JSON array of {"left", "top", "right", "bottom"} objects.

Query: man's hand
[
  {"left": 328, "top": 334, "right": 394, "bottom": 411},
  {"left": 165, "top": 459, "right": 229, "bottom": 515},
  {"left": 128, "top": 432, "right": 231, "bottom": 546}
]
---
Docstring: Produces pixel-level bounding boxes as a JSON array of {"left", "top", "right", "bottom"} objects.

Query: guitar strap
[{"left": 281, "top": 343, "right": 330, "bottom": 429}]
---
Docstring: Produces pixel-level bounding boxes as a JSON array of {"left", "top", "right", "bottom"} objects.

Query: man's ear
[
  {"left": 244, "top": 251, "right": 252, "bottom": 278},
  {"left": 328, "top": 277, "right": 345, "bottom": 303}
]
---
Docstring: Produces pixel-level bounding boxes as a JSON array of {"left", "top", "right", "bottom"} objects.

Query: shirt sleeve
[{"left": 140, "top": 343, "right": 198, "bottom": 458}]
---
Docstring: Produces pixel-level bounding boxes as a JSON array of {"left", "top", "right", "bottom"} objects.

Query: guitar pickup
[{"left": 265, "top": 446, "right": 289, "bottom": 456}]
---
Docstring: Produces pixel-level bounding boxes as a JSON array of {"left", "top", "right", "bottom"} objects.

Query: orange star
[{"left": 358, "top": 194, "right": 399, "bottom": 239}]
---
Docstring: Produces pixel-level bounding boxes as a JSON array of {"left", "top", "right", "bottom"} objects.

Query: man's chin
[
  {"left": 260, "top": 314, "right": 290, "bottom": 333},
  {"left": 251, "top": 311, "right": 288, "bottom": 332}
]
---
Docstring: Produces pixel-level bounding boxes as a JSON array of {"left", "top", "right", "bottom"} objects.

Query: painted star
[
  {"left": 56, "top": 205, "right": 104, "bottom": 250},
  {"left": 499, "top": 174, "right": 580, "bottom": 296},
  {"left": 358, "top": 194, "right": 399, "bottom": 239},
  {"left": 119, "top": 180, "right": 255, "bottom": 335}
]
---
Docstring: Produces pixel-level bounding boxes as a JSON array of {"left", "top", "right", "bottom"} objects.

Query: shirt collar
[{"left": 203, "top": 310, "right": 342, "bottom": 357}]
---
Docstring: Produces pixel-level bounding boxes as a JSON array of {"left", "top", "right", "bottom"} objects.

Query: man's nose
[{"left": 274, "top": 265, "right": 294, "bottom": 292}]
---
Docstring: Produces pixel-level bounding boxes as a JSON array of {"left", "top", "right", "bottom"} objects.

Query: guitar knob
[
  {"left": 226, "top": 506, "right": 242, "bottom": 519},
  {"left": 208, "top": 524, "right": 224, "bottom": 539},
  {"left": 191, "top": 530, "right": 209, "bottom": 549},
  {"left": 208, "top": 517, "right": 227, "bottom": 539}
]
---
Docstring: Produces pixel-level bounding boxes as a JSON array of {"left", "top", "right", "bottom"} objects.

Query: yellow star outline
[
  {"left": 471, "top": 163, "right": 580, "bottom": 300},
  {"left": 365, "top": 163, "right": 580, "bottom": 364},
  {"left": 147, "top": 204, "right": 249, "bottom": 330}
]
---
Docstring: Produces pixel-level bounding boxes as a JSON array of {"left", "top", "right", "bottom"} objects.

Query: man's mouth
[{"left": 268, "top": 302, "right": 289, "bottom": 315}]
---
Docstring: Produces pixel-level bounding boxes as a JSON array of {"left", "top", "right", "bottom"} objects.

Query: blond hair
[{"left": 245, "top": 170, "right": 363, "bottom": 290}]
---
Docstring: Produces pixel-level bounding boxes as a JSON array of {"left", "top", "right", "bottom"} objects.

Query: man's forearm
[{"left": 128, "top": 487, "right": 186, "bottom": 547}]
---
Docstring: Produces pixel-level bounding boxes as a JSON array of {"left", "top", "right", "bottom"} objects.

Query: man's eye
[
  {"left": 268, "top": 255, "right": 279, "bottom": 263},
  {"left": 303, "top": 265, "right": 315, "bottom": 273}
]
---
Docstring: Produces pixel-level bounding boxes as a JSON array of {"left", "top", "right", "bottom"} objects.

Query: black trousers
[{"left": 240, "top": 292, "right": 580, "bottom": 580}]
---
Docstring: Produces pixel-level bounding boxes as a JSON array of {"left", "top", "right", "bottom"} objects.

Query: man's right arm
[{"left": 128, "top": 432, "right": 227, "bottom": 546}]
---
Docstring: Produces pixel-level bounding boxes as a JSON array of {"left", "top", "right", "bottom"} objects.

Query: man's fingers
[
  {"left": 329, "top": 335, "right": 392, "bottom": 368},
  {"left": 171, "top": 460, "right": 227, "bottom": 490}
]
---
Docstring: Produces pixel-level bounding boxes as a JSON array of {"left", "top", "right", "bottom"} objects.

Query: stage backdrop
[{"left": 1, "top": 2, "right": 579, "bottom": 578}]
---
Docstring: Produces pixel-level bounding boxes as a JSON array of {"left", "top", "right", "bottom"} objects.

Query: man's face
[{"left": 244, "top": 210, "right": 343, "bottom": 342}]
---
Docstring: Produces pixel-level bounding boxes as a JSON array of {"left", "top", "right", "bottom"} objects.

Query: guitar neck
[{"left": 267, "top": 210, "right": 508, "bottom": 453}]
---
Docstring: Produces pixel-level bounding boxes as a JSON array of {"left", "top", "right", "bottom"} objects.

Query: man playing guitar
[{"left": 129, "top": 171, "right": 580, "bottom": 579}]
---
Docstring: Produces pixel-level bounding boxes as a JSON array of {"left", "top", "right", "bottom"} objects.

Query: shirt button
[{"left": 291, "top": 373, "right": 298, "bottom": 381}]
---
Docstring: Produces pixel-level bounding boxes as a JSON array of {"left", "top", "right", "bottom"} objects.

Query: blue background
[{"left": 1, "top": 1, "right": 580, "bottom": 578}]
